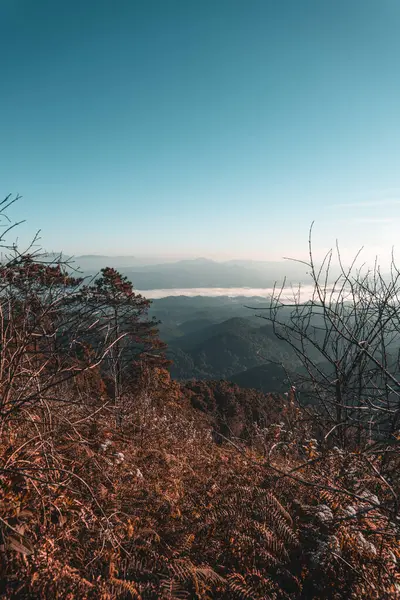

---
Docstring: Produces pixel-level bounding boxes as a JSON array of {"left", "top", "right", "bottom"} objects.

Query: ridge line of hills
[{"left": 44, "top": 255, "right": 315, "bottom": 289}]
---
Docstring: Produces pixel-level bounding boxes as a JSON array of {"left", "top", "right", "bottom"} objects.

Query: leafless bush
[{"left": 260, "top": 225, "right": 400, "bottom": 455}]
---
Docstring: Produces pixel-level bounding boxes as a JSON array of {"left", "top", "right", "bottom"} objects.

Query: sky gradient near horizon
[{"left": 1, "top": 0, "right": 400, "bottom": 265}]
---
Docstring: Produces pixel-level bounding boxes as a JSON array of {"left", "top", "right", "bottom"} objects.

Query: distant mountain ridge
[
  {"left": 32, "top": 255, "right": 382, "bottom": 293},
  {"left": 56, "top": 255, "right": 311, "bottom": 289},
  {"left": 113, "top": 259, "right": 308, "bottom": 290}
]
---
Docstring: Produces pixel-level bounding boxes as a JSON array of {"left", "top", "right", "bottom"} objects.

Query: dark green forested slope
[{"left": 167, "top": 317, "right": 302, "bottom": 381}]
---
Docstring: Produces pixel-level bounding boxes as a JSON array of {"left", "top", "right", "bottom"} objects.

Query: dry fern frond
[
  {"left": 110, "top": 577, "right": 142, "bottom": 599},
  {"left": 159, "top": 577, "right": 190, "bottom": 599},
  {"left": 252, "top": 521, "right": 288, "bottom": 560}
]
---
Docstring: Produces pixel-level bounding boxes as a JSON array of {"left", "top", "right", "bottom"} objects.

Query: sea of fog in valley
[{"left": 139, "top": 285, "right": 318, "bottom": 301}]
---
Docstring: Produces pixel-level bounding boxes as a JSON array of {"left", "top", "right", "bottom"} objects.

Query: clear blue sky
[{"left": 1, "top": 0, "right": 400, "bottom": 264}]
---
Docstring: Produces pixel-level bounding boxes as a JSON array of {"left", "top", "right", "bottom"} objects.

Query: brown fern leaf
[
  {"left": 124, "top": 548, "right": 165, "bottom": 576},
  {"left": 227, "top": 573, "right": 256, "bottom": 600},
  {"left": 168, "top": 559, "right": 226, "bottom": 589},
  {"left": 255, "top": 548, "right": 280, "bottom": 568},
  {"left": 268, "top": 510, "right": 298, "bottom": 547},
  {"left": 170, "top": 533, "right": 196, "bottom": 557},
  {"left": 319, "top": 489, "right": 341, "bottom": 510},
  {"left": 227, "top": 571, "right": 278, "bottom": 600},
  {"left": 110, "top": 577, "right": 142, "bottom": 599},
  {"left": 265, "top": 492, "right": 293, "bottom": 525},
  {"left": 159, "top": 577, "right": 190, "bottom": 599},
  {"left": 252, "top": 521, "right": 288, "bottom": 560},
  {"left": 168, "top": 559, "right": 197, "bottom": 582},
  {"left": 194, "top": 566, "right": 226, "bottom": 587},
  {"left": 247, "top": 569, "right": 278, "bottom": 599}
]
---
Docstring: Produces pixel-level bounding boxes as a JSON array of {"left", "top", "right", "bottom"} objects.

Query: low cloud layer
[{"left": 139, "top": 286, "right": 316, "bottom": 301}]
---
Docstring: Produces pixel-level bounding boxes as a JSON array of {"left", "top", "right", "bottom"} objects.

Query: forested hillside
[
  {"left": 167, "top": 317, "right": 301, "bottom": 381},
  {"left": 151, "top": 302, "right": 323, "bottom": 397}
]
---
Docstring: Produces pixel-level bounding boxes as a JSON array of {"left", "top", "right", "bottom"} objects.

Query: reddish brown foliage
[{"left": 1, "top": 367, "right": 399, "bottom": 599}]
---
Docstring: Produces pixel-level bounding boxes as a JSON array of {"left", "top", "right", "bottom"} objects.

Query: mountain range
[{"left": 70, "top": 256, "right": 312, "bottom": 289}]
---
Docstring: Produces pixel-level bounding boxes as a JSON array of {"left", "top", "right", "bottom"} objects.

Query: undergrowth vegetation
[{"left": 2, "top": 369, "right": 399, "bottom": 599}]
